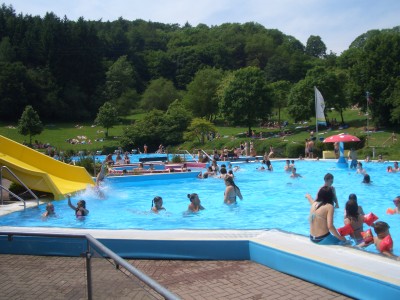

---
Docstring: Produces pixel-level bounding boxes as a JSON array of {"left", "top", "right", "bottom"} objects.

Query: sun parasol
[{"left": 323, "top": 133, "right": 360, "bottom": 143}]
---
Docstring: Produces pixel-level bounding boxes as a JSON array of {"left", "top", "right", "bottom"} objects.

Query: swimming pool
[{"left": 1, "top": 159, "right": 399, "bottom": 255}]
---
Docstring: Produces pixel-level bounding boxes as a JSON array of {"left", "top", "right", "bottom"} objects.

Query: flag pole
[{"left": 315, "top": 86, "right": 318, "bottom": 135}]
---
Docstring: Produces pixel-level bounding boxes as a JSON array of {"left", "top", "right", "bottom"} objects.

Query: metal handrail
[
  {"left": 1, "top": 231, "right": 180, "bottom": 300},
  {"left": 176, "top": 149, "right": 197, "bottom": 162},
  {"left": 0, "top": 166, "right": 40, "bottom": 208},
  {"left": 199, "top": 149, "right": 213, "bottom": 161}
]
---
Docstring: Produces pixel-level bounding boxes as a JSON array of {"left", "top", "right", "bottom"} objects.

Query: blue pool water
[{"left": 1, "top": 159, "right": 399, "bottom": 255}]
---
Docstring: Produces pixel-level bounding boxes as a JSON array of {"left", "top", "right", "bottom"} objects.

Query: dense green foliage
[{"left": 0, "top": 4, "right": 399, "bottom": 153}]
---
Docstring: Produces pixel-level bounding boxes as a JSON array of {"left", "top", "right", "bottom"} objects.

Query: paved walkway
[{"left": 0, "top": 254, "right": 351, "bottom": 300}]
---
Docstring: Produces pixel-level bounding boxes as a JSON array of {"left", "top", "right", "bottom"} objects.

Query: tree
[
  {"left": 94, "top": 102, "right": 119, "bottom": 137},
  {"left": 183, "top": 67, "right": 224, "bottom": 121},
  {"left": 287, "top": 66, "right": 349, "bottom": 124},
  {"left": 184, "top": 118, "right": 217, "bottom": 144},
  {"left": 104, "top": 55, "right": 138, "bottom": 115},
  {"left": 305, "top": 35, "right": 327, "bottom": 58},
  {"left": 219, "top": 67, "right": 271, "bottom": 136},
  {"left": 17, "top": 105, "right": 43, "bottom": 145},
  {"left": 268, "top": 80, "right": 292, "bottom": 128},
  {"left": 141, "top": 77, "right": 181, "bottom": 111}
]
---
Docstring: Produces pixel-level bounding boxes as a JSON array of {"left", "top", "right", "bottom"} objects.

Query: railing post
[{"left": 85, "top": 250, "right": 93, "bottom": 300}]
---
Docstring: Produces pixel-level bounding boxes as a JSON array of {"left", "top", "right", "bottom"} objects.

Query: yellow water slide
[{"left": 0, "top": 135, "right": 95, "bottom": 199}]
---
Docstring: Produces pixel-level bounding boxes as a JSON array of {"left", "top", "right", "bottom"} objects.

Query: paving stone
[{"left": 0, "top": 255, "right": 352, "bottom": 299}]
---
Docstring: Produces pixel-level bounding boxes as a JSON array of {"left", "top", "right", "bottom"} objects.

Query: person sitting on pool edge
[
  {"left": 305, "top": 186, "right": 346, "bottom": 245},
  {"left": 187, "top": 193, "right": 205, "bottom": 212},
  {"left": 151, "top": 196, "right": 165, "bottom": 213},
  {"left": 68, "top": 194, "right": 89, "bottom": 217}
]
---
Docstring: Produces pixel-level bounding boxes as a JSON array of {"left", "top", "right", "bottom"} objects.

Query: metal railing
[
  {"left": 198, "top": 149, "right": 213, "bottom": 162},
  {"left": 1, "top": 231, "right": 180, "bottom": 300},
  {"left": 0, "top": 166, "right": 39, "bottom": 209},
  {"left": 175, "top": 149, "right": 197, "bottom": 162}
]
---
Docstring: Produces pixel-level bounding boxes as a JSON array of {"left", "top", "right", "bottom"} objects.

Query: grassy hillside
[{"left": 0, "top": 108, "right": 399, "bottom": 159}]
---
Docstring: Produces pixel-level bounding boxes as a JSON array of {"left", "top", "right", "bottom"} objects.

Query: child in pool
[
  {"left": 387, "top": 196, "right": 400, "bottom": 214},
  {"left": 151, "top": 196, "right": 165, "bottom": 213},
  {"left": 187, "top": 193, "right": 205, "bottom": 212},
  {"left": 42, "top": 202, "right": 55, "bottom": 217},
  {"left": 359, "top": 221, "right": 396, "bottom": 258},
  {"left": 343, "top": 198, "right": 364, "bottom": 243}
]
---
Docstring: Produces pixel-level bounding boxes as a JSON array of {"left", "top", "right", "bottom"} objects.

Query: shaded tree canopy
[{"left": 0, "top": 3, "right": 398, "bottom": 128}]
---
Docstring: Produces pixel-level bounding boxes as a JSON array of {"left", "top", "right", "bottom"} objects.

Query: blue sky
[{"left": 4, "top": 0, "right": 400, "bottom": 54}]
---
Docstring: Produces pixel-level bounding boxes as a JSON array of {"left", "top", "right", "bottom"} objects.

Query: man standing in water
[{"left": 319, "top": 173, "right": 339, "bottom": 208}]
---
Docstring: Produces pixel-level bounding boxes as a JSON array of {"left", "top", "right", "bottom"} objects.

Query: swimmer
[
  {"left": 356, "top": 162, "right": 366, "bottom": 174},
  {"left": 362, "top": 174, "right": 371, "bottom": 184},
  {"left": 224, "top": 176, "right": 243, "bottom": 204},
  {"left": 359, "top": 221, "right": 396, "bottom": 258},
  {"left": 344, "top": 198, "right": 364, "bottom": 243},
  {"left": 96, "top": 160, "right": 108, "bottom": 185},
  {"left": 387, "top": 196, "right": 400, "bottom": 214},
  {"left": 219, "top": 167, "right": 228, "bottom": 179},
  {"left": 265, "top": 159, "right": 273, "bottom": 171},
  {"left": 42, "top": 202, "right": 55, "bottom": 218},
  {"left": 284, "top": 160, "right": 292, "bottom": 172},
  {"left": 68, "top": 194, "right": 89, "bottom": 217},
  {"left": 290, "top": 167, "right": 302, "bottom": 178},
  {"left": 319, "top": 173, "right": 339, "bottom": 208},
  {"left": 187, "top": 193, "right": 205, "bottom": 212},
  {"left": 151, "top": 196, "right": 165, "bottom": 213}
]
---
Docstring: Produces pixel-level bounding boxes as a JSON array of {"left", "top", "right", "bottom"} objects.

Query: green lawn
[{"left": 1, "top": 108, "right": 399, "bottom": 159}]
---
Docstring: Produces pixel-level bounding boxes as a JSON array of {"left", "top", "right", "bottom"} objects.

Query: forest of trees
[{"left": 1, "top": 3, "right": 400, "bottom": 137}]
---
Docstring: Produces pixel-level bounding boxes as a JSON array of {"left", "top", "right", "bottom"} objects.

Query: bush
[
  {"left": 75, "top": 156, "right": 97, "bottom": 176},
  {"left": 8, "top": 183, "right": 46, "bottom": 200},
  {"left": 171, "top": 155, "right": 183, "bottom": 163},
  {"left": 285, "top": 142, "right": 304, "bottom": 158}
]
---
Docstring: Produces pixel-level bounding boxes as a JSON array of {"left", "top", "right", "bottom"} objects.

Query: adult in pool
[
  {"left": 223, "top": 176, "right": 243, "bottom": 204},
  {"left": 305, "top": 186, "right": 346, "bottom": 245},
  {"left": 319, "top": 173, "right": 339, "bottom": 208},
  {"left": 68, "top": 194, "right": 89, "bottom": 217}
]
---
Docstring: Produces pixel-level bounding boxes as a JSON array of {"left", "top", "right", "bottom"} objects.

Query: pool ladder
[{"left": 0, "top": 166, "right": 39, "bottom": 209}]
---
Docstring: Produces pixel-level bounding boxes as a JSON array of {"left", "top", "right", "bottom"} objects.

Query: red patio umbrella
[{"left": 323, "top": 133, "right": 360, "bottom": 143}]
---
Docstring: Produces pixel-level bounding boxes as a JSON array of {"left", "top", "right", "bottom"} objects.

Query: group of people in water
[
  {"left": 41, "top": 150, "right": 400, "bottom": 259},
  {"left": 305, "top": 171, "right": 398, "bottom": 259}
]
